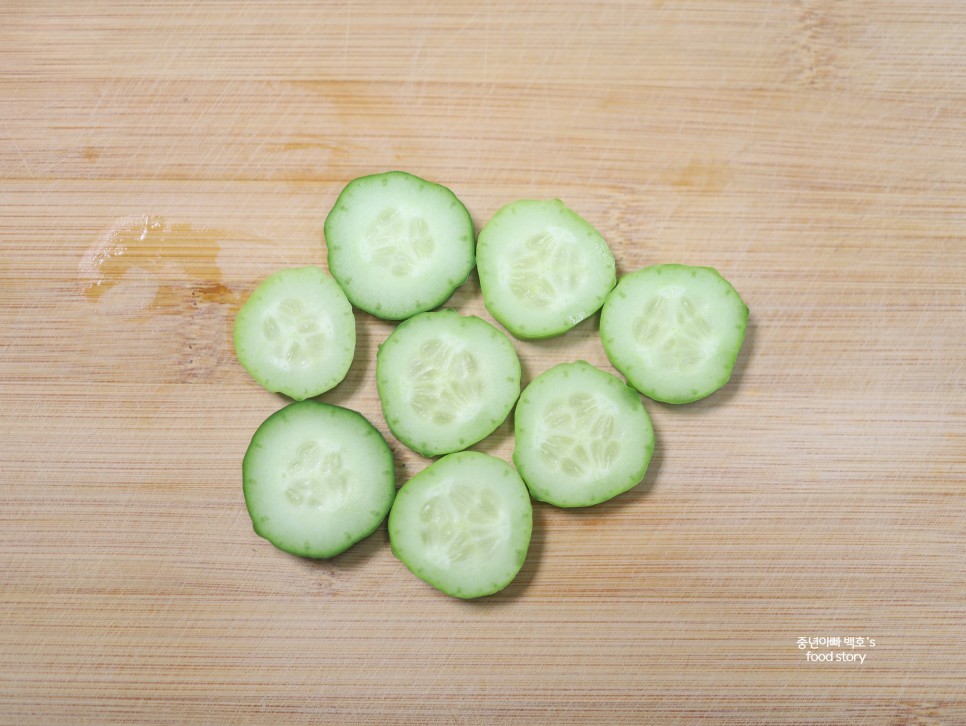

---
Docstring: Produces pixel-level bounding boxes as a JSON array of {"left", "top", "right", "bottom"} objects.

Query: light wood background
[{"left": 2, "top": 1, "right": 964, "bottom": 723}]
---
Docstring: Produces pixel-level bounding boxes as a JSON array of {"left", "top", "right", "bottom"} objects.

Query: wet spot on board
[
  {"left": 788, "top": 0, "right": 846, "bottom": 89},
  {"left": 79, "top": 215, "right": 276, "bottom": 313},
  {"left": 665, "top": 160, "right": 733, "bottom": 194},
  {"left": 77, "top": 215, "right": 282, "bottom": 384}
]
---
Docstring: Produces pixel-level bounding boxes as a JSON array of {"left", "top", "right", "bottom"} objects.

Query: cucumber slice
[
  {"left": 600, "top": 264, "right": 749, "bottom": 404},
  {"left": 243, "top": 401, "right": 396, "bottom": 559},
  {"left": 388, "top": 451, "right": 532, "bottom": 599},
  {"left": 376, "top": 309, "right": 521, "bottom": 457},
  {"left": 513, "top": 361, "right": 654, "bottom": 507},
  {"left": 233, "top": 266, "right": 356, "bottom": 401},
  {"left": 477, "top": 199, "right": 616, "bottom": 339},
  {"left": 324, "top": 171, "right": 475, "bottom": 320}
]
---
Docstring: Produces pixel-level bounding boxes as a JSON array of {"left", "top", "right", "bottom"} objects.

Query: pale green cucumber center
[
  {"left": 632, "top": 289, "right": 716, "bottom": 371},
  {"left": 282, "top": 440, "right": 351, "bottom": 511},
  {"left": 417, "top": 483, "right": 506, "bottom": 566},
  {"left": 408, "top": 338, "right": 485, "bottom": 426},
  {"left": 363, "top": 208, "right": 436, "bottom": 278},
  {"left": 539, "top": 393, "right": 620, "bottom": 478},
  {"left": 262, "top": 297, "right": 328, "bottom": 369},
  {"left": 509, "top": 228, "right": 586, "bottom": 309}
]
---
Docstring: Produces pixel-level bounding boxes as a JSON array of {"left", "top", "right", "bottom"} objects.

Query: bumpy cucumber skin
[
  {"left": 375, "top": 309, "right": 522, "bottom": 457},
  {"left": 600, "top": 264, "right": 749, "bottom": 404},
  {"left": 477, "top": 199, "right": 616, "bottom": 340},
  {"left": 242, "top": 401, "right": 396, "bottom": 559},
  {"left": 233, "top": 266, "right": 356, "bottom": 401},
  {"left": 513, "top": 361, "right": 654, "bottom": 508},
  {"left": 324, "top": 171, "right": 476, "bottom": 321},
  {"left": 388, "top": 451, "right": 533, "bottom": 599}
]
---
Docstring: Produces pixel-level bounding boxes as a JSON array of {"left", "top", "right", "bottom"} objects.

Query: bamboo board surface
[{"left": 1, "top": 1, "right": 964, "bottom": 723}]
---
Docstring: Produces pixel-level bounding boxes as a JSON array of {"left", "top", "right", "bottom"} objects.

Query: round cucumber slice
[
  {"left": 388, "top": 451, "right": 532, "bottom": 599},
  {"left": 513, "top": 361, "right": 654, "bottom": 507},
  {"left": 324, "top": 171, "right": 475, "bottom": 320},
  {"left": 376, "top": 309, "right": 522, "bottom": 457},
  {"left": 600, "top": 264, "right": 749, "bottom": 404},
  {"left": 243, "top": 401, "right": 396, "bottom": 559},
  {"left": 233, "top": 266, "right": 356, "bottom": 401},
  {"left": 477, "top": 199, "right": 616, "bottom": 339}
]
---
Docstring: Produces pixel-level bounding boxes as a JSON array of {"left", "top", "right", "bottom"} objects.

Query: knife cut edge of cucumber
[
  {"left": 243, "top": 400, "right": 396, "bottom": 559},
  {"left": 233, "top": 265, "right": 356, "bottom": 401},
  {"left": 325, "top": 171, "right": 475, "bottom": 321},
  {"left": 476, "top": 199, "right": 616, "bottom": 339},
  {"left": 513, "top": 360, "right": 654, "bottom": 507},
  {"left": 376, "top": 309, "right": 522, "bottom": 457},
  {"left": 600, "top": 263, "right": 748, "bottom": 404},
  {"left": 388, "top": 451, "right": 533, "bottom": 599}
]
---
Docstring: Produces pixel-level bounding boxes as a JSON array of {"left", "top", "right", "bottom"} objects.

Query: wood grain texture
[{"left": 1, "top": 1, "right": 963, "bottom": 723}]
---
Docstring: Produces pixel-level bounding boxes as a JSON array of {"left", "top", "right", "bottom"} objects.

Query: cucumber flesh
[
  {"left": 477, "top": 199, "right": 616, "bottom": 339},
  {"left": 324, "top": 171, "right": 475, "bottom": 320},
  {"left": 600, "top": 264, "right": 749, "bottom": 404},
  {"left": 243, "top": 401, "right": 395, "bottom": 559},
  {"left": 389, "top": 451, "right": 532, "bottom": 599},
  {"left": 233, "top": 266, "right": 356, "bottom": 401},
  {"left": 376, "top": 309, "right": 521, "bottom": 457},
  {"left": 514, "top": 361, "right": 654, "bottom": 507}
]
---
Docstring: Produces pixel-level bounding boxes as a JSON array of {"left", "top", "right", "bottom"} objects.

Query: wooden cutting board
[{"left": 2, "top": 1, "right": 963, "bottom": 723}]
